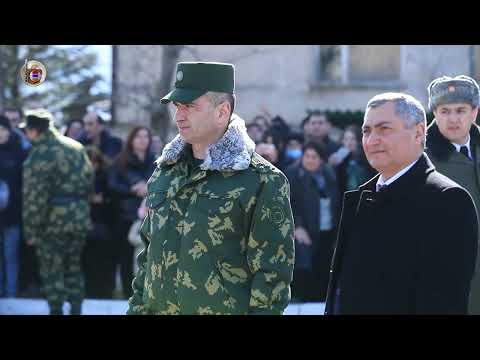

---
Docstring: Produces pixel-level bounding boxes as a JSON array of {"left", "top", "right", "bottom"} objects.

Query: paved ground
[{"left": 0, "top": 298, "right": 325, "bottom": 315}]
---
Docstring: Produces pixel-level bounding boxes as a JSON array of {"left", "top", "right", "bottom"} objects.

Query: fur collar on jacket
[{"left": 157, "top": 114, "right": 255, "bottom": 171}]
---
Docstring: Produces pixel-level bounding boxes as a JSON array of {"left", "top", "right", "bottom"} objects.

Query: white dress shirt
[
  {"left": 451, "top": 134, "right": 472, "bottom": 160},
  {"left": 375, "top": 158, "right": 420, "bottom": 192}
]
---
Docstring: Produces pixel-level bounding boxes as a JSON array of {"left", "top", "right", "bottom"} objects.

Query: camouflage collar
[{"left": 157, "top": 114, "right": 255, "bottom": 171}]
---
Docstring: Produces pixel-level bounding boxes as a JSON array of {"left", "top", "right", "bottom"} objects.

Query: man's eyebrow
[
  {"left": 373, "top": 121, "right": 393, "bottom": 128},
  {"left": 363, "top": 121, "right": 392, "bottom": 128},
  {"left": 174, "top": 101, "right": 195, "bottom": 106},
  {"left": 362, "top": 121, "right": 394, "bottom": 131},
  {"left": 438, "top": 106, "right": 467, "bottom": 110}
]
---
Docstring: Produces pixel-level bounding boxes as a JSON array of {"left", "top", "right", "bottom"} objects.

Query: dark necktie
[
  {"left": 376, "top": 184, "right": 387, "bottom": 193},
  {"left": 460, "top": 145, "right": 471, "bottom": 160}
]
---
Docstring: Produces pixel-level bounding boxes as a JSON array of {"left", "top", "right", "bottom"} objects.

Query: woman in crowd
[
  {"left": 83, "top": 146, "right": 115, "bottom": 299},
  {"left": 286, "top": 142, "right": 340, "bottom": 302},
  {"left": 329, "top": 124, "right": 376, "bottom": 196},
  {"left": 283, "top": 131, "right": 304, "bottom": 169},
  {"left": 108, "top": 126, "right": 156, "bottom": 299}
]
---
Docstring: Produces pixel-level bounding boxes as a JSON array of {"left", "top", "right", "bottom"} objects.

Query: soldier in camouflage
[
  {"left": 21, "top": 109, "right": 94, "bottom": 315},
  {"left": 127, "top": 62, "right": 295, "bottom": 315}
]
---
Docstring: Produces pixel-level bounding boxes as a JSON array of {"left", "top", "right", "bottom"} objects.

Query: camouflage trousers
[{"left": 35, "top": 232, "right": 87, "bottom": 314}]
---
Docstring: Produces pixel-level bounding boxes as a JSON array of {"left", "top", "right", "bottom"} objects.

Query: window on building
[{"left": 316, "top": 45, "right": 402, "bottom": 87}]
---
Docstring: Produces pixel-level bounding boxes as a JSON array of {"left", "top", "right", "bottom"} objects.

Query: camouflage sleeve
[
  {"left": 127, "top": 213, "right": 151, "bottom": 315},
  {"left": 83, "top": 150, "right": 95, "bottom": 197},
  {"left": 246, "top": 172, "right": 295, "bottom": 315},
  {"left": 22, "top": 153, "right": 54, "bottom": 244}
]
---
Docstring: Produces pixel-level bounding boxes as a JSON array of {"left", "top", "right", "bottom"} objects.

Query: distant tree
[
  {"left": 112, "top": 45, "right": 275, "bottom": 142},
  {"left": 112, "top": 45, "right": 185, "bottom": 143}
]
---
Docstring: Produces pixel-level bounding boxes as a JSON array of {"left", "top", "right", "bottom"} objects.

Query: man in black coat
[
  {"left": 79, "top": 112, "right": 122, "bottom": 161},
  {"left": 301, "top": 111, "right": 340, "bottom": 158},
  {"left": 325, "top": 92, "right": 478, "bottom": 315},
  {"left": 425, "top": 75, "right": 480, "bottom": 315},
  {"left": 0, "top": 115, "right": 29, "bottom": 297}
]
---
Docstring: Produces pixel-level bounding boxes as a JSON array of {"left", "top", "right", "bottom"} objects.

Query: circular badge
[
  {"left": 20, "top": 60, "right": 47, "bottom": 87},
  {"left": 271, "top": 205, "right": 286, "bottom": 225},
  {"left": 176, "top": 70, "right": 184, "bottom": 82}
]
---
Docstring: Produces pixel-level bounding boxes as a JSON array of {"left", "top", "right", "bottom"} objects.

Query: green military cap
[
  {"left": 161, "top": 62, "right": 235, "bottom": 104},
  {"left": 19, "top": 108, "right": 54, "bottom": 129}
]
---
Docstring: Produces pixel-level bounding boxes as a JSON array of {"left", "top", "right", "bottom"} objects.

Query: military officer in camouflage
[
  {"left": 127, "top": 62, "right": 295, "bottom": 315},
  {"left": 21, "top": 109, "right": 94, "bottom": 315}
]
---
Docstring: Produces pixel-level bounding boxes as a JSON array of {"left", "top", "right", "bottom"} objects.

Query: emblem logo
[{"left": 20, "top": 59, "right": 47, "bottom": 87}]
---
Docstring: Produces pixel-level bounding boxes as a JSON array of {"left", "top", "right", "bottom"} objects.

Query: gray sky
[{"left": 90, "top": 45, "right": 112, "bottom": 94}]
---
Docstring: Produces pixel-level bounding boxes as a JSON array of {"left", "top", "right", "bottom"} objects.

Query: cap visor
[{"left": 161, "top": 88, "right": 207, "bottom": 104}]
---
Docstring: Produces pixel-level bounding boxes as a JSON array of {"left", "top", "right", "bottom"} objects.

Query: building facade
[{"left": 113, "top": 45, "right": 478, "bottom": 135}]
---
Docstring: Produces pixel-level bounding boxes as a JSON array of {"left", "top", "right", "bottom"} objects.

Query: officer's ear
[
  {"left": 216, "top": 101, "right": 231, "bottom": 123},
  {"left": 471, "top": 106, "right": 478, "bottom": 122},
  {"left": 414, "top": 122, "right": 425, "bottom": 145}
]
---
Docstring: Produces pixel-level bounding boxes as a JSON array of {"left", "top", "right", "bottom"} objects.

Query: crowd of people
[
  {"left": 0, "top": 109, "right": 163, "bottom": 301},
  {"left": 0, "top": 104, "right": 373, "bottom": 305}
]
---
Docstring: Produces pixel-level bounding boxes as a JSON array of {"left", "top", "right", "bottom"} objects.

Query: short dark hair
[
  {"left": 262, "top": 127, "right": 287, "bottom": 151},
  {"left": 205, "top": 92, "right": 235, "bottom": 117},
  {"left": 287, "top": 131, "right": 304, "bottom": 144},
  {"left": 270, "top": 115, "right": 291, "bottom": 138},
  {"left": 301, "top": 110, "right": 329, "bottom": 129},
  {"left": 302, "top": 141, "right": 327, "bottom": 161}
]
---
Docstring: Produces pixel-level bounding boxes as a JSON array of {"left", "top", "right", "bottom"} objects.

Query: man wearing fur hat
[
  {"left": 426, "top": 75, "right": 480, "bottom": 314},
  {"left": 127, "top": 62, "right": 295, "bottom": 315}
]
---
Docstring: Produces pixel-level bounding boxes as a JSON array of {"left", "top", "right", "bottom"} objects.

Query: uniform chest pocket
[
  {"left": 191, "top": 192, "right": 245, "bottom": 261},
  {"left": 196, "top": 192, "right": 238, "bottom": 217}
]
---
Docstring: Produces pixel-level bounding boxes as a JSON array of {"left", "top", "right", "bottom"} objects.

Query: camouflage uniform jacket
[
  {"left": 22, "top": 126, "right": 94, "bottom": 244},
  {"left": 127, "top": 115, "right": 295, "bottom": 315}
]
